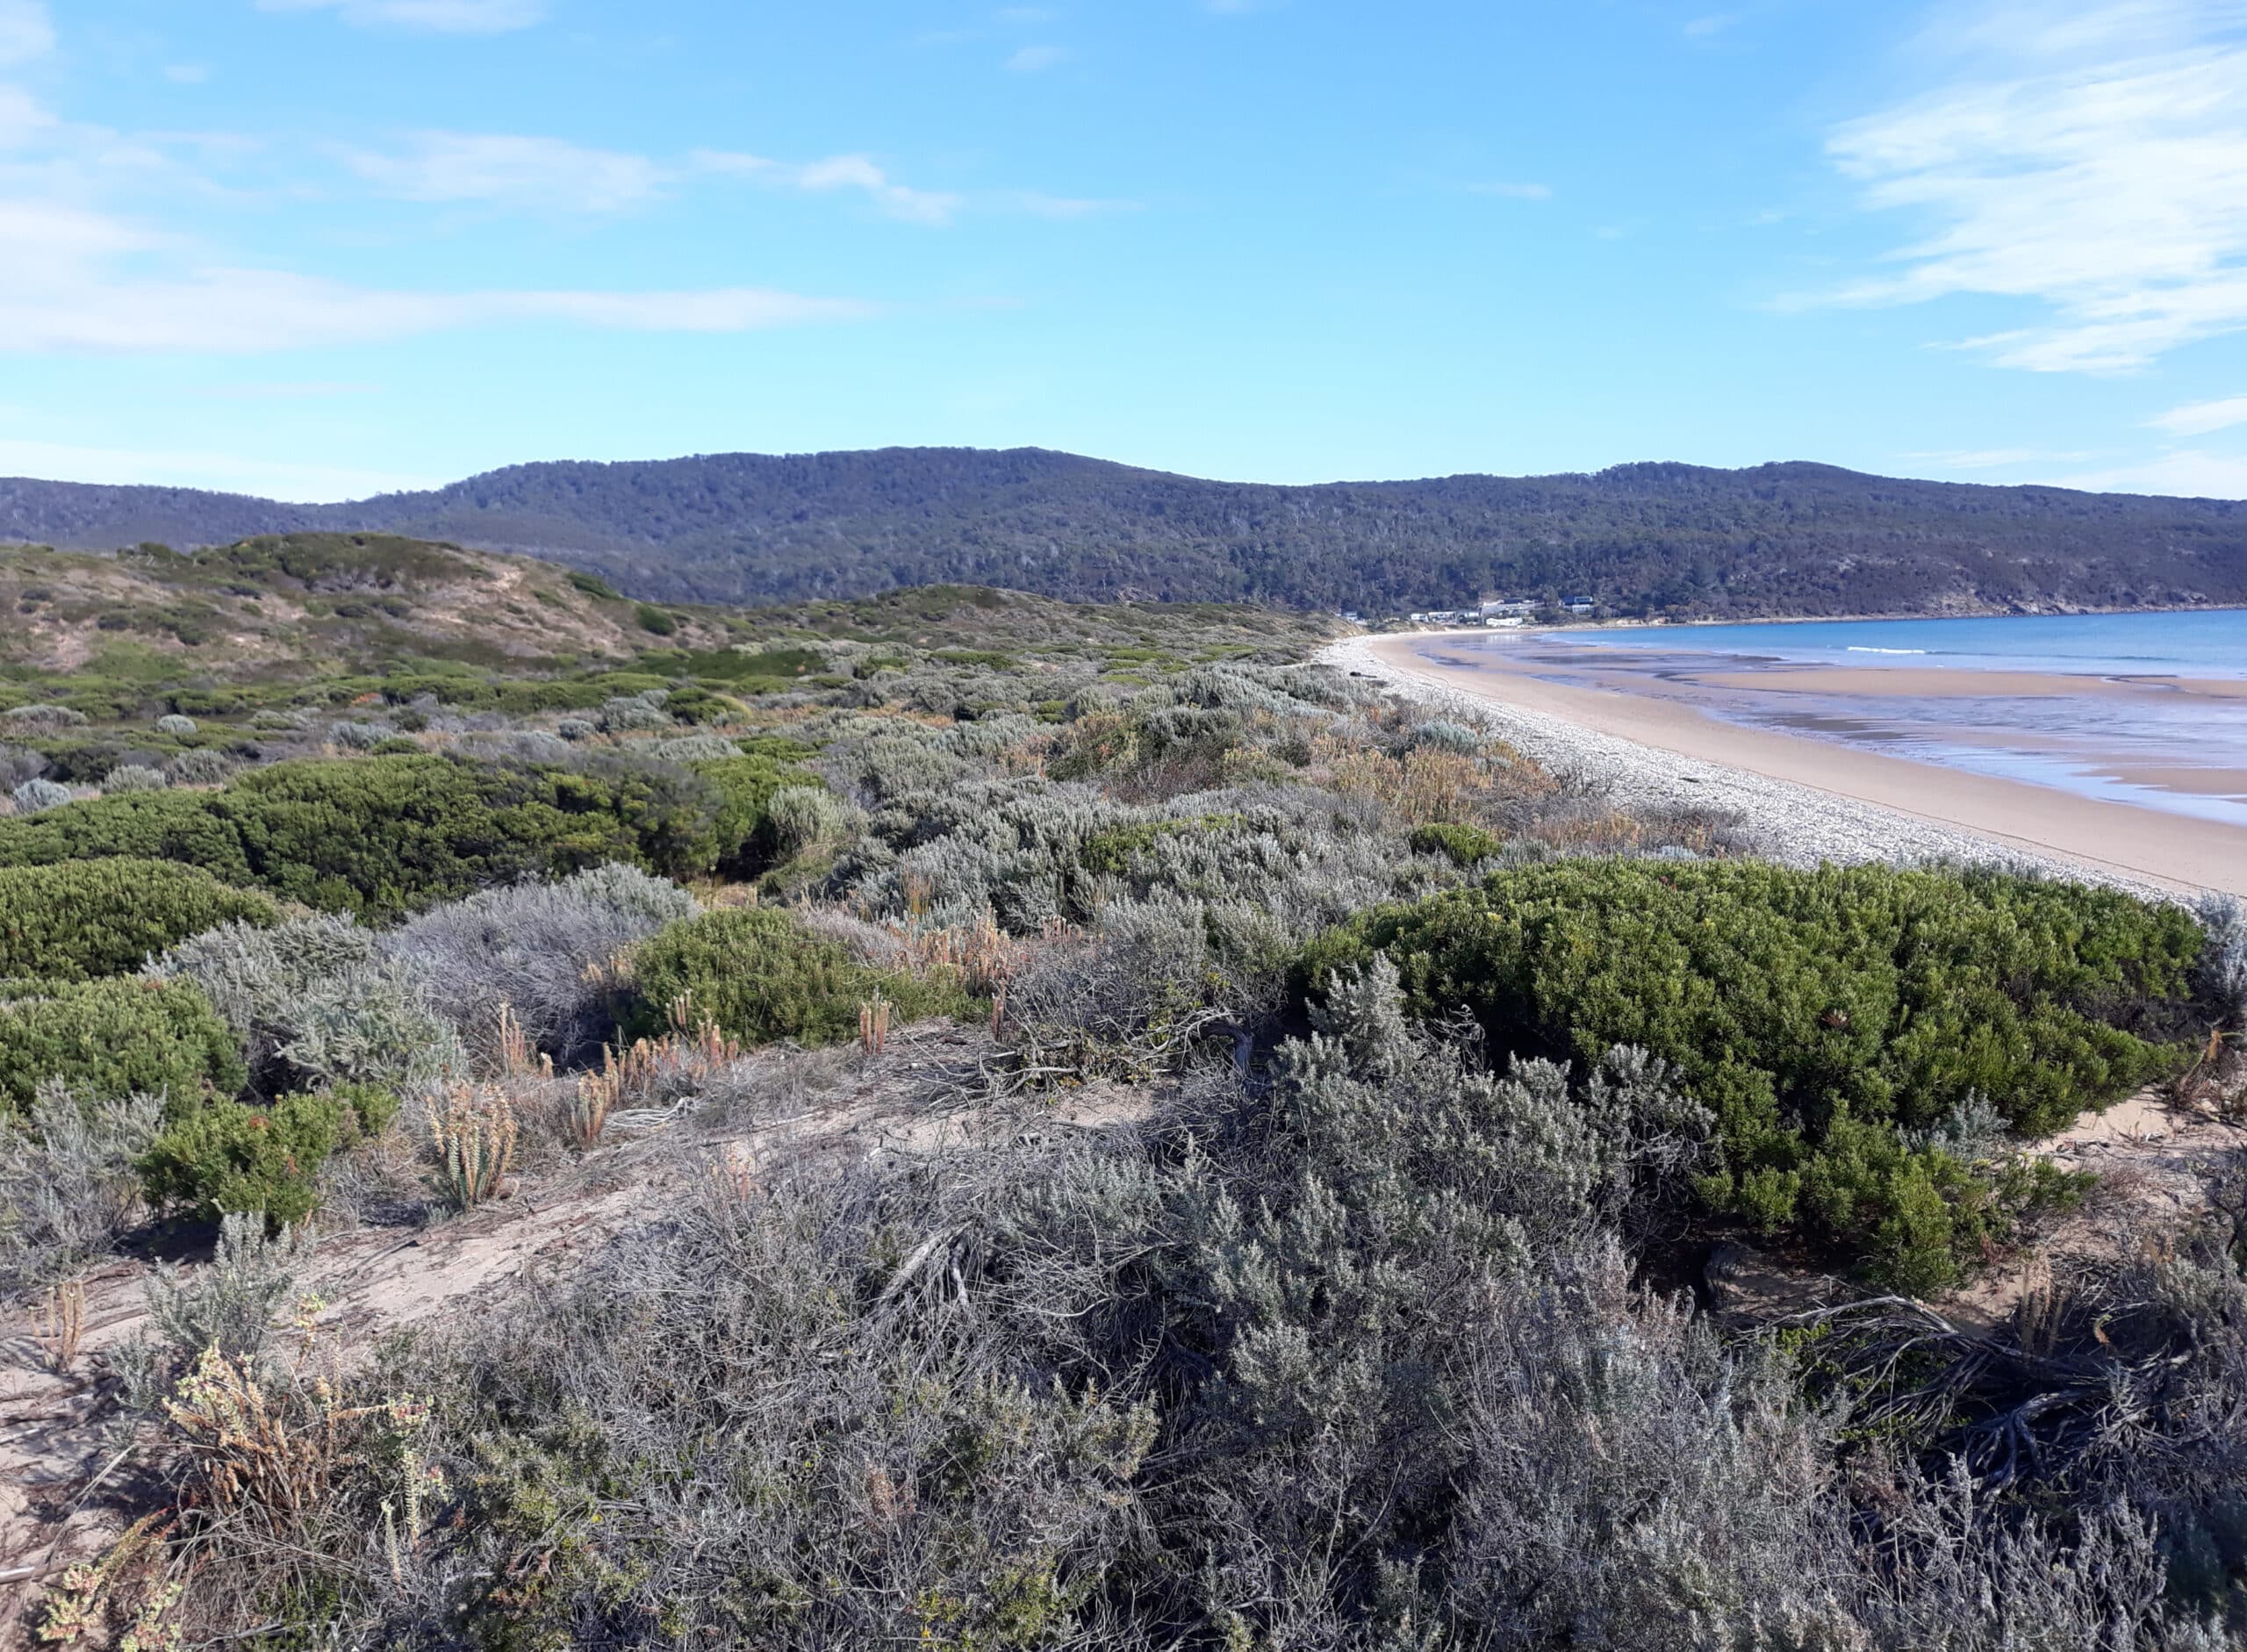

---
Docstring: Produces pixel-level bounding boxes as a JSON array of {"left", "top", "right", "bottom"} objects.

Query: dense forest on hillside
[
  {"left": 6, "top": 447, "right": 2247, "bottom": 615},
  {"left": 4, "top": 531, "right": 2247, "bottom": 1645}
]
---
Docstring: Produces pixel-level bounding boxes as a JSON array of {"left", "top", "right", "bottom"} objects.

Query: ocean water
[
  {"left": 1468, "top": 610, "right": 2247, "bottom": 829},
  {"left": 1554, "top": 610, "right": 2247, "bottom": 679}
]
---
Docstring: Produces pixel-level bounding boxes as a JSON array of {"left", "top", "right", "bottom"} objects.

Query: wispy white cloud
[
  {"left": 2045, "top": 447, "right": 2247, "bottom": 498},
  {"left": 1683, "top": 13, "right": 1741, "bottom": 38},
  {"left": 341, "top": 132, "right": 670, "bottom": 212},
  {"left": 255, "top": 0, "right": 545, "bottom": 34},
  {"left": 1468, "top": 181, "right": 1553, "bottom": 201},
  {"left": 0, "top": 0, "right": 52, "bottom": 67},
  {"left": 0, "top": 435, "right": 437, "bottom": 501},
  {"left": 163, "top": 64, "right": 211, "bottom": 84},
  {"left": 0, "top": 82, "right": 52, "bottom": 146},
  {"left": 1908, "top": 0, "right": 2247, "bottom": 59},
  {"left": 1813, "top": 0, "right": 2247, "bottom": 372},
  {"left": 693, "top": 149, "right": 963, "bottom": 225},
  {"left": 1004, "top": 190, "right": 1138, "bottom": 219},
  {"left": 1902, "top": 446, "right": 2097, "bottom": 468},
  {"left": 0, "top": 257, "right": 878, "bottom": 352},
  {"left": 0, "top": 183, "right": 878, "bottom": 354},
  {"left": 1005, "top": 44, "right": 1071, "bottom": 71},
  {"left": 2148, "top": 392, "right": 2247, "bottom": 435},
  {"left": 335, "top": 134, "right": 1013, "bottom": 225}
]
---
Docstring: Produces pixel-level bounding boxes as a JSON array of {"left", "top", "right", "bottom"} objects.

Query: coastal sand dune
[{"left": 1340, "top": 632, "right": 2247, "bottom": 899}]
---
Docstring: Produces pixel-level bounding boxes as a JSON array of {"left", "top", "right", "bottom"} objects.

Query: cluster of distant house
[{"left": 1405, "top": 596, "right": 1598, "bottom": 628}]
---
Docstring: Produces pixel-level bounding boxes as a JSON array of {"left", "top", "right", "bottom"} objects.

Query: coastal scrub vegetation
[
  {"left": 3, "top": 545, "right": 2246, "bottom": 1646},
  {"left": 1303, "top": 859, "right": 2204, "bottom": 1290},
  {"left": 0, "top": 858, "right": 278, "bottom": 981}
]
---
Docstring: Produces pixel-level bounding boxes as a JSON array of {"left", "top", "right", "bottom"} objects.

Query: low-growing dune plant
[
  {"left": 626, "top": 907, "right": 976, "bottom": 1050},
  {"left": 0, "top": 976, "right": 245, "bottom": 1117},
  {"left": 599, "top": 693, "right": 671, "bottom": 734},
  {"left": 382, "top": 863, "right": 697, "bottom": 1067},
  {"left": 427, "top": 1083, "right": 516, "bottom": 1211},
  {"left": 32, "top": 1276, "right": 86, "bottom": 1372},
  {"left": 11, "top": 776, "right": 71, "bottom": 814},
  {"left": 0, "top": 752, "right": 735, "bottom": 916},
  {"left": 0, "top": 1083, "right": 166, "bottom": 1296},
  {"left": 1301, "top": 858, "right": 2206, "bottom": 1287},
  {"left": 1, "top": 703, "right": 88, "bottom": 731},
  {"left": 0, "top": 743, "right": 48, "bottom": 791},
  {"left": 2200, "top": 894, "right": 2247, "bottom": 1024},
  {"left": 166, "top": 746, "right": 239, "bottom": 786},
  {"left": 141, "top": 1210, "right": 313, "bottom": 1369},
  {"left": 767, "top": 783, "right": 847, "bottom": 857},
  {"left": 331, "top": 719, "right": 394, "bottom": 751},
  {"left": 0, "top": 858, "right": 277, "bottom": 981},
  {"left": 100, "top": 763, "right": 169, "bottom": 795},
  {"left": 154, "top": 914, "right": 465, "bottom": 1095},
  {"left": 137, "top": 1091, "right": 352, "bottom": 1228},
  {"left": 1409, "top": 820, "right": 1505, "bottom": 867},
  {"left": 564, "top": 1066, "right": 618, "bottom": 1147},
  {"left": 648, "top": 732, "right": 740, "bottom": 763}
]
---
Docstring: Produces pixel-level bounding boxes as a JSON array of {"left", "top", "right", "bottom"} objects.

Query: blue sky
[{"left": 4, "top": 0, "right": 2247, "bottom": 500}]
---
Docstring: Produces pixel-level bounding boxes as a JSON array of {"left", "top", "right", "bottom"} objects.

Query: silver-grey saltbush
[
  {"left": 10, "top": 777, "right": 70, "bottom": 815},
  {"left": 100, "top": 764, "right": 169, "bottom": 795},
  {"left": 152, "top": 914, "right": 463, "bottom": 1095},
  {"left": 384, "top": 863, "right": 699, "bottom": 1067}
]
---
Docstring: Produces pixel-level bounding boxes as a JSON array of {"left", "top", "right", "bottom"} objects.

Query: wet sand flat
[
  {"left": 1689, "top": 666, "right": 2247, "bottom": 700},
  {"left": 1369, "top": 632, "right": 2247, "bottom": 898}
]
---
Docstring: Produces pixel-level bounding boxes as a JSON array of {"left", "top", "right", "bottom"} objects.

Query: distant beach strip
[{"left": 1329, "top": 632, "right": 2247, "bottom": 901}]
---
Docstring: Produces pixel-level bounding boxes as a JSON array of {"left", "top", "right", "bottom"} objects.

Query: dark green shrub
[
  {"left": 0, "top": 858, "right": 278, "bottom": 980},
  {"left": 657, "top": 686, "right": 737, "bottom": 725},
  {"left": 166, "top": 688, "right": 248, "bottom": 718},
  {"left": 0, "top": 754, "right": 735, "bottom": 919},
  {"left": 0, "top": 976, "right": 246, "bottom": 1117},
  {"left": 137, "top": 1090, "right": 348, "bottom": 1226},
  {"left": 328, "top": 1081, "right": 401, "bottom": 1137},
  {"left": 931, "top": 648, "right": 1016, "bottom": 668},
  {"left": 0, "top": 785, "right": 261, "bottom": 882},
  {"left": 627, "top": 908, "right": 975, "bottom": 1049},
  {"left": 220, "top": 756, "right": 646, "bottom": 916},
  {"left": 735, "top": 734, "right": 820, "bottom": 762},
  {"left": 1409, "top": 822, "right": 1504, "bottom": 867},
  {"left": 1300, "top": 860, "right": 2202, "bottom": 1281},
  {"left": 1080, "top": 814, "right": 1243, "bottom": 876},
  {"left": 689, "top": 755, "right": 818, "bottom": 876},
  {"left": 648, "top": 647, "right": 823, "bottom": 682},
  {"left": 568, "top": 571, "right": 620, "bottom": 600},
  {"left": 634, "top": 603, "right": 678, "bottom": 636}
]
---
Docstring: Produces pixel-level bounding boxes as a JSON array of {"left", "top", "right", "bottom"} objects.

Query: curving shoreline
[{"left": 1326, "top": 631, "right": 2247, "bottom": 901}]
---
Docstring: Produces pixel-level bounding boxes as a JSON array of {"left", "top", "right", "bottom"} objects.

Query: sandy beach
[{"left": 1338, "top": 631, "right": 2247, "bottom": 900}]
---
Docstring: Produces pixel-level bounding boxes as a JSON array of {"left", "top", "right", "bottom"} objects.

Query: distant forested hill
[{"left": 5, "top": 447, "right": 2245, "bottom": 617}]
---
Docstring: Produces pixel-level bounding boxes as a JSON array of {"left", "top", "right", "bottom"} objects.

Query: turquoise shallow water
[
  {"left": 1554, "top": 609, "right": 2247, "bottom": 679},
  {"left": 1452, "top": 610, "right": 2247, "bottom": 830}
]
